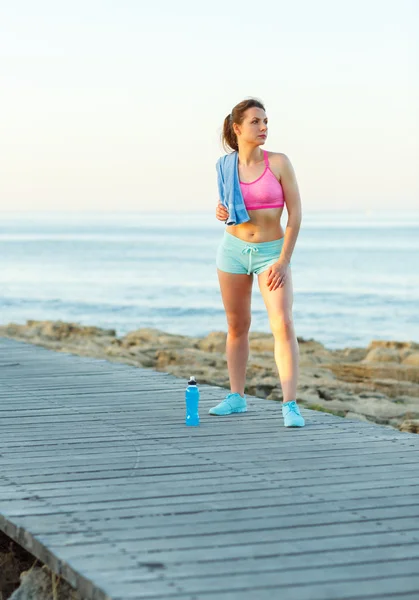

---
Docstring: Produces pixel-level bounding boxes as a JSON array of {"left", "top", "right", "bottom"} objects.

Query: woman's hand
[
  {"left": 216, "top": 202, "right": 229, "bottom": 222},
  {"left": 266, "top": 259, "right": 289, "bottom": 291}
]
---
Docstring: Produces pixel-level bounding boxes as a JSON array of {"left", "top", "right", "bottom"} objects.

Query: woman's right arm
[{"left": 215, "top": 158, "right": 229, "bottom": 221}]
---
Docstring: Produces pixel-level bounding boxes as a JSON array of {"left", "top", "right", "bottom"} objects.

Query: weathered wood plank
[
  {"left": 95, "top": 560, "right": 419, "bottom": 597},
  {"left": 107, "top": 573, "right": 419, "bottom": 600},
  {"left": 75, "top": 543, "right": 419, "bottom": 580},
  {"left": 42, "top": 529, "right": 419, "bottom": 563}
]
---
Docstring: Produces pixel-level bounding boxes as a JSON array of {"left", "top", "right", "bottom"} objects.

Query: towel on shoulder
[{"left": 216, "top": 151, "right": 251, "bottom": 226}]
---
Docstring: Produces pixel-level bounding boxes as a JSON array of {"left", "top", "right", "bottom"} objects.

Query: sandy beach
[{"left": 1, "top": 319, "right": 418, "bottom": 434}]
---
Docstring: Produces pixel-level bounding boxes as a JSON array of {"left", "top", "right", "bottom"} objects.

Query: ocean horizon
[{"left": 1, "top": 210, "right": 418, "bottom": 350}]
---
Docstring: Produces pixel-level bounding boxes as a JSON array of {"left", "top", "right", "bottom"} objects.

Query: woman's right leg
[{"left": 217, "top": 269, "right": 253, "bottom": 397}]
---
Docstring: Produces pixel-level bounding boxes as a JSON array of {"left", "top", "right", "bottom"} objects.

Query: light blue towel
[{"left": 216, "top": 151, "right": 250, "bottom": 226}]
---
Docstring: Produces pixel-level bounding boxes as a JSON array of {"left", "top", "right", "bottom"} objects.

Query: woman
[{"left": 209, "top": 98, "right": 305, "bottom": 427}]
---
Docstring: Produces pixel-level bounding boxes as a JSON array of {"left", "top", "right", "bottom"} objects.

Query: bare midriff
[{"left": 226, "top": 206, "right": 285, "bottom": 243}]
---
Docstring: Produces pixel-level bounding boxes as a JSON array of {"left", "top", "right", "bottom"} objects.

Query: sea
[{"left": 1, "top": 210, "right": 418, "bottom": 350}]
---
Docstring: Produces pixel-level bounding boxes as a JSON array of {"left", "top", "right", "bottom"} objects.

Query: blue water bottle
[{"left": 185, "top": 376, "right": 200, "bottom": 426}]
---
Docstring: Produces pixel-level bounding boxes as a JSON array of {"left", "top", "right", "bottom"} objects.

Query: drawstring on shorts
[{"left": 241, "top": 246, "right": 259, "bottom": 275}]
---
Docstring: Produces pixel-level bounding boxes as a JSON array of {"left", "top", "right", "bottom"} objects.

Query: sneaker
[
  {"left": 209, "top": 392, "right": 247, "bottom": 416},
  {"left": 282, "top": 400, "right": 305, "bottom": 427}
]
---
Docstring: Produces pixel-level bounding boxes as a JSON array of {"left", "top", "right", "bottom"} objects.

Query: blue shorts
[{"left": 216, "top": 230, "right": 288, "bottom": 275}]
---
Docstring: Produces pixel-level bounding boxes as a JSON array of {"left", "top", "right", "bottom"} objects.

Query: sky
[{"left": 0, "top": 0, "right": 418, "bottom": 213}]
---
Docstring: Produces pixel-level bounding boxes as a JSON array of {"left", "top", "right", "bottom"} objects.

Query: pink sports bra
[{"left": 239, "top": 150, "right": 285, "bottom": 210}]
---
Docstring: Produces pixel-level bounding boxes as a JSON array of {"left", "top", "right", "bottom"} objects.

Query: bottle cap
[{"left": 188, "top": 376, "right": 197, "bottom": 385}]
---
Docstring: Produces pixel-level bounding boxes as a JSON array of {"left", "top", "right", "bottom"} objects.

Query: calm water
[{"left": 1, "top": 211, "right": 418, "bottom": 349}]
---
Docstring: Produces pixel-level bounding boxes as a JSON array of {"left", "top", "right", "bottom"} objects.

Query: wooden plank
[
  {"left": 93, "top": 560, "right": 419, "bottom": 598},
  {"left": 34, "top": 516, "right": 419, "bottom": 555},
  {"left": 1, "top": 472, "right": 417, "bottom": 505},
  {"left": 76, "top": 543, "right": 419, "bottom": 579},
  {"left": 42, "top": 530, "right": 419, "bottom": 563},
  {"left": 27, "top": 496, "right": 419, "bottom": 528},
  {"left": 107, "top": 573, "right": 419, "bottom": 600},
  {"left": 19, "top": 509, "right": 419, "bottom": 543}
]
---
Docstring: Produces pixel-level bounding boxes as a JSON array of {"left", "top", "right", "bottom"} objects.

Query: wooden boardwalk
[{"left": 1, "top": 337, "right": 419, "bottom": 600}]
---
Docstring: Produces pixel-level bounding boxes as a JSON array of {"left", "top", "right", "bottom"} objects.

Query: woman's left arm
[
  {"left": 276, "top": 153, "right": 302, "bottom": 264},
  {"left": 266, "top": 153, "right": 302, "bottom": 291}
]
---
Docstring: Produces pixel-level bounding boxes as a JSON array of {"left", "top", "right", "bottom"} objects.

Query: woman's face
[{"left": 234, "top": 107, "right": 268, "bottom": 145}]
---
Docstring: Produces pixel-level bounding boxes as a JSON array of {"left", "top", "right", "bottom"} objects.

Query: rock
[
  {"left": 9, "top": 568, "right": 51, "bottom": 600},
  {"left": 266, "top": 388, "right": 283, "bottom": 401},
  {"left": 368, "top": 379, "right": 419, "bottom": 398},
  {"left": 195, "top": 331, "right": 227, "bottom": 353},
  {"left": 368, "top": 340, "right": 419, "bottom": 351},
  {"left": 106, "top": 345, "right": 157, "bottom": 368},
  {"left": 1, "top": 320, "right": 116, "bottom": 341},
  {"left": 341, "top": 397, "right": 411, "bottom": 421},
  {"left": 399, "top": 420, "right": 419, "bottom": 433},
  {"left": 120, "top": 328, "right": 196, "bottom": 350},
  {"left": 248, "top": 333, "right": 275, "bottom": 353},
  {"left": 249, "top": 375, "right": 279, "bottom": 399},
  {"left": 325, "top": 362, "right": 419, "bottom": 386},
  {"left": 363, "top": 348, "right": 402, "bottom": 363},
  {"left": 0, "top": 533, "right": 36, "bottom": 600},
  {"left": 296, "top": 339, "right": 335, "bottom": 364},
  {"left": 403, "top": 353, "right": 419, "bottom": 366},
  {"left": 155, "top": 348, "right": 223, "bottom": 370},
  {"left": 345, "top": 411, "right": 371, "bottom": 422},
  {"left": 358, "top": 391, "right": 388, "bottom": 399},
  {"left": 339, "top": 347, "right": 369, "bottom": 362},
  {"left": 317, "top": 387, "right": 335, "bottom": 401},
  {"left": 9, "top": 566, "right": 86, "bottom": 600},
  {"left": 392, "top": 395, "right": 416, "bottom": 405}
]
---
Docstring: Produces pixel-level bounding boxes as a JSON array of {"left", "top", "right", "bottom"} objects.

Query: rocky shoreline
[{"left": 1, "top": 319, "right": 418, "bottom": 434}]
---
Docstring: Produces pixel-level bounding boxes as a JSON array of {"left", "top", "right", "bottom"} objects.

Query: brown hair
[{"left": 221, "top": 97, "right": 266, "bottom": 153}]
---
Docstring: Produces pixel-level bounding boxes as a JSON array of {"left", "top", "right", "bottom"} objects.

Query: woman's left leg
[{"left": 257, "top": 267, "right": 299, "bottom": 403}]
